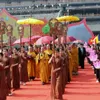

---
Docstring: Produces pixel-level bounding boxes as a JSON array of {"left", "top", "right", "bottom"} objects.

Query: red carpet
[{"left": 7, "top": 61, "right": 100, "bottom": 100}]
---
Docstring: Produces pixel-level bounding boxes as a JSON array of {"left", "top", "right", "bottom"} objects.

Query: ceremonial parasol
[
  {"left": 35, "top": 36, "right": 53, "bottom": 45},
  {"left": 30, "top": 35, "right": 41, "bottom": 43},
  {"left": 13, "top": 38, "right": 29, "bottom": 45},
  {"left": 56, "top": 16, "right": 80, "bottom": 43},
  {"left": 56, "top": 16, "right": 80, "bottom": 22},
  {"left": 73, "top": 40, "right": 83, "bottom": 43},
  {"left": 17, "top": 18, "right": 44, "bottom": 44},
  {"left": 55, "top": 36, "right": 76, "bottom": 44}
]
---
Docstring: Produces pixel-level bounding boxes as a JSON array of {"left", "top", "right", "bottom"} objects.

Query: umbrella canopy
[
  {"left": 73, "top": 40, "right": 83, "bottom": 43},
  {"left": 30, "top": 35, "right": 41, "bottom": 43},
  {"left": 13, "top": 38, "right": 29, "bottom": 45},
  {"left": 55, "top": 36, "right": 76, "bottom": 44},
  {"left": 35, "top": 36, "right": 53, "bottom": 45},
  {"left": 56, "top": 16, "right": 80, "bottom": 22},
  {"left": 17, "top": 18, "right": 44, "bottom": 44},
  {"left": 17, "top": 18, "right": 44, "bottom": 25},
  {"left": 31, "top": 35, "right": 41, "bottom": 40}
]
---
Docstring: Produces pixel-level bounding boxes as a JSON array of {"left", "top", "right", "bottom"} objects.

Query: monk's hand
[
  {"left": 19, "top": 64, "right": 21, "bottom": 68},
  {"left": 0, "top": 63, "right": 4, "bottom": 67},
  {"left": 53, "top": 67, "right": 61, "bottom": 73}
]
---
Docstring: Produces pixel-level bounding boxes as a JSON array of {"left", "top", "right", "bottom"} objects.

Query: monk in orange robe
[
  {"left": 66, "top": 49, "right": 73, "bottom": 81},
  {"left": 44, "top": 44, "right": 52, "bottom": 78},
  {"left": 70, "top": 43, "right": 79, "bottom": 75},
  {"left": 36, "top": 47, "right": 49, "bottom": 85},
  {"left": 27, "top": 46, "right": 36, "bottom": 80}
]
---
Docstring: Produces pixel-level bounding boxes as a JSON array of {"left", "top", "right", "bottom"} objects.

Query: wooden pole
[
  {"left": 52, "top": 34, "right": 55, "bottom": 54},
  {"left": 20, "top": 35, "right": 22, "bottom": 48},
  {"left": 1, "top": 34, "right": 3, "bottom": 52},
  {"left": 30, "top": 24, "right": 31, "bottom": 45},
  {"left": 63, "top": 23, "right": 68, "bottom": 45},
  {"left": 9, "top": 36, "right": 12, "bottom": 51}
]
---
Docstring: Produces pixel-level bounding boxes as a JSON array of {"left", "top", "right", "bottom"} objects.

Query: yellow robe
[
  {"left": 67, "top": 50, "right": 73, "bottom": 80},
  {"left": 36, "top": 54, "right": 40, "bottom": 78},
  {"left": 27, "top": 51, "right": 36, "bottom": 78},
  {"left": 71, "top": 47, "right": 78, "bottom": 72},
  {"left": 44, "top": 49, "right": 52, "bottom": 77},
  {"left": 36, "top": 52, "right": 49, "bottom": 83}
]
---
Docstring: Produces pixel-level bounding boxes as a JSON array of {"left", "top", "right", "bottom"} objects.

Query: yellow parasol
[
  {"left": 17, "top": 18, "right": 44, "bottom": 25},
  {"left": 17, "top": 18, "right": 44, "bottom": 44},
  {"left": 56, "top": 16, "right": 80, "bottom": 22},
  {"left": 56, "top": 16, "right": 80, "bottom": 44}
]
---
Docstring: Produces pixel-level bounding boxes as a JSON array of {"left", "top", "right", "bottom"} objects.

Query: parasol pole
[
  {"left": 20, "top": 35, "right": 22, "bottom": 48},
  {"left": 30, "top": 24, "right": 31, "bottom": 45},
  {"left": 9, "top": 36, "right": 12, "bottom": 51},
  {"left": 1, "top": 34, "right": 3, "bottom": 51},
  {"left": 63, "top": 22, "right": 68, "bottom": 45},
  {"left": 52, "top": 34, "right": 55, "bottom": 54}
]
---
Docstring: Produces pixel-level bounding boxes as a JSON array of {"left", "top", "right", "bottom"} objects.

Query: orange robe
[
  {"left": 36, "top": 54, "right": 40, "bottom": 78},
  {"left": 36, "top": 52, "right": 49, "bottom": 83},
  {"left": 71, "top": 47, "right": 78, "bottom": 72},
  {"left": 67, "top": 50, "right": 73, "bottom": 80},
  {"left": 44, "top": 49, "right": 52, "bottom": 78},
  {"left": 27, "top": 51, "right": 36, "bottom": 78}
]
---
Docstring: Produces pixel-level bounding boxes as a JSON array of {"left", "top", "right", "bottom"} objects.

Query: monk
[
  {"left": 71, "top": 43, "right": 79, "bottom": 75},
  {"left": 27, "top": 46, "right": 36, "bottom": 80},
  {"left": 36, "top": 47, "right": 49, "bottom": 85},
  {"left": 59, "top": 48, "right": 67, "bottom": 94},
  {"left": 44, "top": 44, "right": 52, "bottom": 79},
  {"left": 2, "top": 49, "right": 12, "bottom": 96},
  {"left": 11, "top": 48, "right": 20, "bottom": 90},
  {"left": 35, "top": 46, "right": 41, "bottom": 78},
  {"left": 34, "top": 45, "right": 39, "bottom": 55},
  {"left": 19, "top": 47, "right": 28, "bottom": 85},
  {"left": 66, "top": 49, "right": 73, "bottom": 81},
  {"left": 0, "top": 53, "right": 7, "bottom": 100},
  {"left": 49, "top": 48, "right": 63, "bottom": 100}
]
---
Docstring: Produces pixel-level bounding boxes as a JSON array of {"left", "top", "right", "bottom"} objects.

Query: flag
[
  {"left": 88, "top": 37, "right": 96, "bottom": 44},
  {"left": 94, "top": 34, "right": 100, "bottom": 44},
  {"left": 98, "top": 34, "right": 100, "bottom": 41},
  {"left": 42, "top": 24, "right": 50, "bottom": 34}
]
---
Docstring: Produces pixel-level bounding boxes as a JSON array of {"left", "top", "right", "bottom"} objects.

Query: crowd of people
[
  {"left": 86, "top": 43, "right": 100, "bottom": 83},
  {"left": 0, "top": 43, "right": 87, "bottom": 100}
]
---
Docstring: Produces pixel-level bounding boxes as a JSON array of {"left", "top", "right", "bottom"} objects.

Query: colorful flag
[
  {"left": 94, "top": 35, "right": 100, "bottom": 44},
  {"left": 42, "top": 24, "right": 50, "bottom": 34},
  {"left": 98, "top": 34, "right": 100, "bottom": 41},
  {"left": 88, "top": 37, "right": 96, "bottom": 44}
]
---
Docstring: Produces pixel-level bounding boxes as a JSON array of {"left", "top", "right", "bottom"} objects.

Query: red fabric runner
[{"left": 7, "top": 61, "right": 100, "bottom": 100}]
